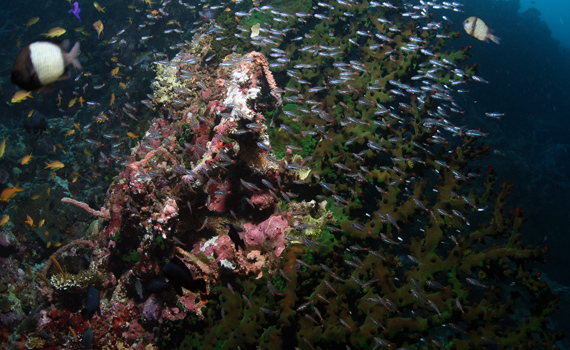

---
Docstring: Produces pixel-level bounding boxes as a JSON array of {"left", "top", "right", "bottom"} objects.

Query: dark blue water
[
  {"left": 455, "top": 0, "right": 570, "bottom": 285},
  {"left": 456, "top": 1, "right": 570, "bottom": 343},
  {"left": 520, "top": 0, "right": 570, "bottom": 49}
]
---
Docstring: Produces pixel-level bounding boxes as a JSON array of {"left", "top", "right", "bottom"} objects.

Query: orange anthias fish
[
  {"left": 93, "top": 2, "right": 105, "bottom": 12},
  {"left": 71, "top": 171, "right": 81, "bottom": 183},
  {"left": 110, "top": 93, "right": 115, "bottom": 106},
  {"left": 21, "top": 153, "right": 33, "bottom": 165},
  {"left": 93, "top": 20, "right": 104, "bottom": 37},
  {"left": 0, "top": 137, "right": 6, "bottom": 158},
  {"left": 11, "top": 90, "right": 33, "bottom": 103},
  {"left": 0, "top": 183, "right": 23, "bottom": 202},
  {"left": 25, "top": 17, "right": 39, "bottom": 29},
  {"left": 0, "top": 215, "right": 9, "bottom": 227},
  {"left": 111, "top": 67, "right": 119, "bottom": 76},
  {"left": 45, "top": 160, "right": 65, "bottom": 170},
  {"left": 25, "top": 215, "right": 35, "bottom": 229},
  {"left": 75, "top": 27, "right": 91, "bottom": 36},
  {"left": 42, "top": 26, "right": 66, "bottom": 38}
]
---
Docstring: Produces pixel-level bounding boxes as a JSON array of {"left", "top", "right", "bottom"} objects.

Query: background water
[
  {"left": 451, "top": 0, "right": 570, "bottom": 288},
  {"left": 520, "top": 0, "right": 570, "bottom": 48},
  {"left": 455, "top": 0, "right": 570, "bottom": 340}
]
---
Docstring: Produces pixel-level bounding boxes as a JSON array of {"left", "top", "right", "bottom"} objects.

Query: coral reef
[{"left": 0, "top": 1, "right": 563, "bottom": 349}]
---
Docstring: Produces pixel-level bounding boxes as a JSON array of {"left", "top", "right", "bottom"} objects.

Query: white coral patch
[
  {"left": 200, "top": 236, "right": 219, "bottom": 253},
  {"left": 220, "top": 259, "right": 236, "bottom": 270}
]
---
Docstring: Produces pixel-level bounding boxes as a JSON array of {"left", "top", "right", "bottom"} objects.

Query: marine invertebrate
[
  {"left": 49, "top": 265, "right": 102, "bottom": 292},
  {"left": 246, "top": 51, "right": 281, "bottom": 104},
  {"left": 127, "top": 146, "right": 178, "bottom": 171},
  {"left": 41, "top": 239, "right": 95, "bottom": 277},
  {"left": 61, "top": 197, "right": 110, "bottom": 219}
]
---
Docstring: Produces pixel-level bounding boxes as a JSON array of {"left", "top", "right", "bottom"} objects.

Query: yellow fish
[
  {"left": 25, "top": 215, "right": 35, "bottom": 229},
  {"left": 110, "top": 93, "right": 115, "bottom": 106},
  {"left": 21, "top": 153, "right": 33, "bottom": 165},
  {"left": 25, "top": 17, "right": 39, "bottom": 29},
  {"left": 38, "top": 219, "right": 45, "bottom": 229},
  {"left": 68, "top": 97, "right": 77, "bottom": 107},
  {"left": 94, "top": 2, "right": 105, "bottom": 12},
  {"left": 93, "top": 20, "right": 104, "bottom": 37},
  {"left": 42, "top": 26, "right": 66, "bottom": 38},
  {"left": 0, "top": 184, "right": 23, "bottom": 202},
  {"left": 72, "top": 171, "right": 81, "bottom": 183},
  {"left": 463, "top": 17, "right": 500, "bottom": 44},
  {"left": 0, "top": 138, "right": 6, "bottom": 158},
  {"left": 31, "top": 193, "right": 42, "bottom": 200},
  {"left": 57, "top": 93, "right": 62, "bottom": 107},
  {"left": 75, "top": 27, "right": 91, "bottom": 36},
  {"left": 0, "top": 215, "right": 9, "bottom": 227},
  {"left": 11, "top": 90, "right": 33, "bottom": 103},
  {"left": 111, "top": 67, "right": 119, "bottom": 76},
  {"left": 126, "top": 132, "right": 138, "bottom": 139},
  {"left": 27, "top": 109, "right": 35, "bottom": 117},
  {"left": 96, "top": 113, "right": 108, "bottom": 123},
  {"left": 45, "top": 160, "right": 65, "bottom": 170},
  {"left": 46, "top": 241, "right": 51, "bottom": 248},
  {"left": 64, "top": 129, "right": 75, "bottom": 137},
  {"left": 74, "top": 123, "right": 81, "bottom": 130},
  {"left": 84, "top": 149, "right": 93, "bottom": 156}
]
